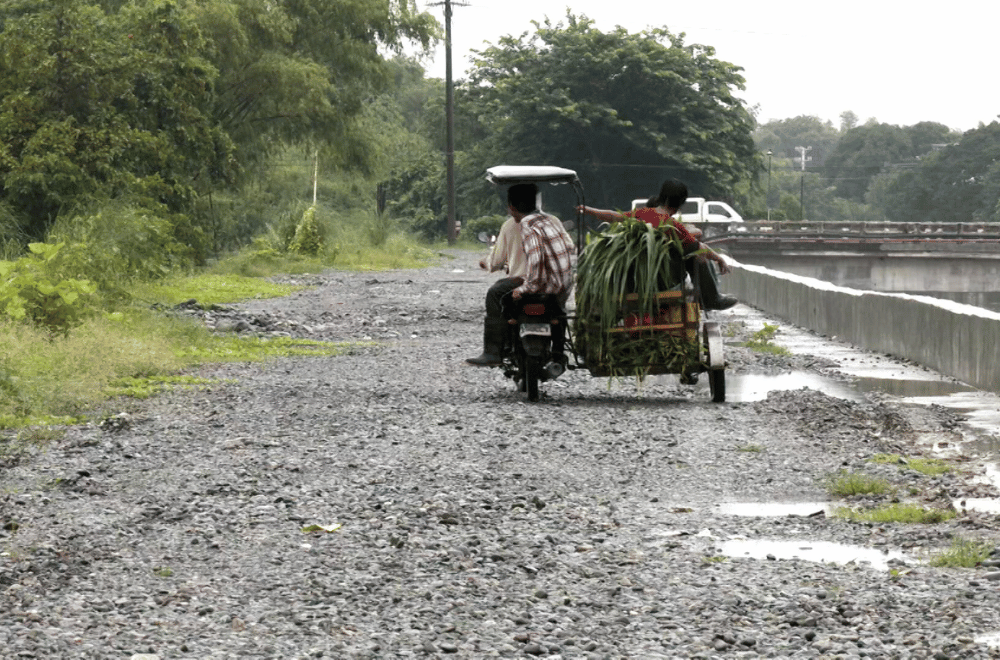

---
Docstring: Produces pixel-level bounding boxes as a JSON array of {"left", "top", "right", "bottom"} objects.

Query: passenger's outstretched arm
[{"left": 577, "top": 205, "right": 625, "bottom": 223}]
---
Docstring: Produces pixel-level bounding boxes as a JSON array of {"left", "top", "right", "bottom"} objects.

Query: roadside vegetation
[
  {"left": 869, "top": 453, "right": 952, "bottom": 477},
  {"left": 928, "top": 537, "right": 995, "bottom": 568},
  {"left": 824, "top": 471, "right": 894, "bottom": 497},
  {"left": 740, "top": 323, "right": 791, "bottom": 355},
  {"left": 0, "top": 212, "right": 443, "bottom": 433},
  {"left": 833, "top": 503, "right": 956, "bottom": 524}
]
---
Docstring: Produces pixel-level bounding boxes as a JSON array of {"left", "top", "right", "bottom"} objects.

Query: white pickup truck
[{"left": 631, "top": 197, "right": 743, "bottom": 223}]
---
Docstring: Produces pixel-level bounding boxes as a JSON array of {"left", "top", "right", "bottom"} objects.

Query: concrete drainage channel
[{"left": 649, "top": 303, "right": 1000, "bottom": 650}]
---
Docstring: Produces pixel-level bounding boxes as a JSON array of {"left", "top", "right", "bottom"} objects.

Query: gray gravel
[{"left": 3, "top": 249, "right": 1000, "bottom": 659}]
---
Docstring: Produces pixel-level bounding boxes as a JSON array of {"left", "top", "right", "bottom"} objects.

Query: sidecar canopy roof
[{"left": 485, "top": 165, "right": 580, "bottom": 186}]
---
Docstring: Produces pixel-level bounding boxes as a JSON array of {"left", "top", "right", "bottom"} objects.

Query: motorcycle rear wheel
[{"left": 523, "top": 357, "right": 541, "bottom": 402}]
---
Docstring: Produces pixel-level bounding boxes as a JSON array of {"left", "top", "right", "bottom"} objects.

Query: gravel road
[{"left": 3, "top": 249, "right": 1000, "bottom": 659}]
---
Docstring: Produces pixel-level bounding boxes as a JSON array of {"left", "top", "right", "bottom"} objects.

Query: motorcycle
[{"left": 498, "top": 292, "right": 568, "bottom": 402}]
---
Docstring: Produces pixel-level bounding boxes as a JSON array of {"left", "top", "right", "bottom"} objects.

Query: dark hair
[
  {"left": 507, "top": 183, "right": 538, "bottom": 214},
  {"left": 650, "top": 179, "right": 688, "bottom": 211}
]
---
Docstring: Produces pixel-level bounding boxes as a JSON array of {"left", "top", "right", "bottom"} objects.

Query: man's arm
[{"left": 481, "top": 218, "right": 514, "bottom": 271}]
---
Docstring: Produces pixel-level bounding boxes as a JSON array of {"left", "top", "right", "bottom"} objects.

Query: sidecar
[{"left": 482, "top": 165, "right": 726, "bottom": 402}]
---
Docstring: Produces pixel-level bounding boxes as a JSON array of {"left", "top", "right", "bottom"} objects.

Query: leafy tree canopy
[
  {"left": 0, "top": 0, "right": 439, "bottom": 244},
  {"left": 460, "top": 13, "right": 759, "bottom": 210},
  {"left": 871, "top": 121, "right": 1000, "bottom": 223},
  {"left": 824, "top": 121, "right": 962, "bottom": 203}
]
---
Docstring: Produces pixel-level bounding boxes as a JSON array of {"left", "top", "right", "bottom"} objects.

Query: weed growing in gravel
[
  {"left": 929, "top": 538, "right": 995, "bottom": 568},
  {"left": 824, "top": 471, "right": 893, "bottom": 496},
  {"left": 741, "top": 323, "right": 791, "bottom": 355},
  {"left": 107, "top": 375, "right": 232, "bottom": 399},
  {"left": 177, "top": 336, "right": 368, "bottom": 362},
  {"left": 870, "top": 453, "right": 952, "bottom": 476},
  {"left": 736, "top": 443, "right": 764, "bottom": 453},
  {"left": 833, "top": 503, "right": 956, "bottom": 524},
  {"left": 0, "top": 430, "right": 53, "bottom": 467}
]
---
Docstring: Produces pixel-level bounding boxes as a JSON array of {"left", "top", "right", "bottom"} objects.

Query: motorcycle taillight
[{"left": 523, "top": 303, "right": 546, "bottom": 316}]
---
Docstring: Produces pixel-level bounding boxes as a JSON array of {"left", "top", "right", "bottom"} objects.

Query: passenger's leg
[{"left": 690, "top": 259, "right": 737, "bottom": 311}]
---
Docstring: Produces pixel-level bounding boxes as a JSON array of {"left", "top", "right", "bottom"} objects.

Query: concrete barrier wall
[{"left": 725, "top": 262, "right": 1000, "bottom": 393}]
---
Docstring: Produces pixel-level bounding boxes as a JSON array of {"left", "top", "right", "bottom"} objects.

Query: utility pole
[
  {"left": 444, "top": 0, "right": 456, "bottom": 245},
  {"left": 766, "top": 150, "right": 772, "bottom": 221},
  {"left": 794, "top": 146, "right": 812, "bottom": 221},
  {"left": 430, "top": 0, "right": 467, "bottom": 245}
]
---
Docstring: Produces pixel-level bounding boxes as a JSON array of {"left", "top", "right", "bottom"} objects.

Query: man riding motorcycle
[{"left": 466, "top": 182, "right": 573, "bottom": 367}]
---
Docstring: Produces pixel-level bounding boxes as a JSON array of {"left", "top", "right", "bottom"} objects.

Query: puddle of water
[
  {"left": 718, "top": 539, "right": 909, "bottom": 571},
  {"left": 976, "top": 632, "right": 1000, "bottom": 649},
  {"left": 715, "top": 502, "right": 833, "bottom": 517},
  {"left": 704, "top": 372, "right": 860, "bottom": 403},
  {"left": 954, "top": 498, "right": 1000, "bottom": 515},
  {"left": 693, "top": 370, "right": 972, "bottom": 405},
  {"left": 852, "top": 376, "right": 977, "bottom": 398}
]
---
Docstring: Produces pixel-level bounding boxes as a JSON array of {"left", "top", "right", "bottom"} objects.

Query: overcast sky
[{"left": 414, "top": 0, "right": 999, "bottom": 132}]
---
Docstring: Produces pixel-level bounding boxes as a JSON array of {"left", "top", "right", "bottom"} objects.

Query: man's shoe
[
  {"left": 704, "top": 294, "right": 737, "bottom": 311},
  {"left": 466, "top": 353, "right": 502, "bottom": 367}
]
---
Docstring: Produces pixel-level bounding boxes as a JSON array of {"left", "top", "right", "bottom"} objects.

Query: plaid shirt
[{"left": 513, "top": 211, "right": 574, "bottom": 304}]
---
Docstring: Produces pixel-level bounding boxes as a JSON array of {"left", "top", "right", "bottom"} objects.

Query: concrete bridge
[
  {"left": 702, "top": 221, "right": 1000, "bottom": 310},
  {"left": 698, "top": 221, "right": 1000, "bottom": 394}
]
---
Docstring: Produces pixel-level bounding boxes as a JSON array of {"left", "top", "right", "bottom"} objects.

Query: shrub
[
  {"left": 289, "top": 206, "right": 324, "bottom": 256},
  {"left": 0, "top": 243, "right": 97, "bottom": 333},
  {"left": 46, "top": 202, "right": 197, "bottom": 294}
]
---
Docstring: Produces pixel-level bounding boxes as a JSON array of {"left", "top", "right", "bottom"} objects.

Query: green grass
[
  {"left": 1, "top": 308, "right": 373, "bottom": 429},
  {"left": 870, "top": 453, "right": 952, "bottom": 476},
  {"left": 0, "top": 232, "right": 440, "bottom": 430},
  {"left": 824, "top": 471, "right": 894, "bottom": 496},
  {"left": 929, "top": 538, "right": 995, "bottom": 568},
  {"left": 736, "top": 444, "right": 764, "bottom": 453},
  {"left": 206, "top": 232, "right": 441, "bottom": 279},
  {"left": 132, "top": 273, "right": 307, "bottom": 308},
  {"left": 833, "top": 503, "right": 956, "bottom": 524}
]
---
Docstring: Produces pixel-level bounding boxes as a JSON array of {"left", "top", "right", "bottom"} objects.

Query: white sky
[{"left": 414, "top": 0, "right": 999, "bottom": 132}]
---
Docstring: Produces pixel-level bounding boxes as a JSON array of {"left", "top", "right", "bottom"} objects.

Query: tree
[
  {"left": 0, "top": 0, "right": 231, "bottom": 242},
  {"left": 872, "top": 121, "right": 1000, "bottom": 222},
  {"left": 839, "top": 111, "right": 858, "bottom": 132},
  {"left": 188, "top": 0, "right": 439, "bottom": 175},
  {"left": 824, "top": 123, "right": 916, "bottom": 202},
  {"left": 461, "top": 13, "right": 759, "bottom": 210},
  {"left": 754, "top": 115, "right": 839, "bottom": 169},
  {"left": 0, "top": 0, "right": 440, "bottom": 247}
]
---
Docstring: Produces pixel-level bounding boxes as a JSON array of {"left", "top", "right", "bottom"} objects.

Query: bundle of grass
[{"left": 574, "top": 219, "right": 699, "bottom": 378}]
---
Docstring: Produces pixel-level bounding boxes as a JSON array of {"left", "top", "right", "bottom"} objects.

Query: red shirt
[{"left": 625, "top": 207, "right": 699, "bottom": 250}]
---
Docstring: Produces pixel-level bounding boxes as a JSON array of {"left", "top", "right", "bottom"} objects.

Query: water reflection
[
  {"left": 718, "top": 539, "right": 909, "bottom": 571},
  {"left": 695, "top": 371, "right": 975, "bottom": 404}
]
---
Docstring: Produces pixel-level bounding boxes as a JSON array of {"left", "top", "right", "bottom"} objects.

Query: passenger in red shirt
[{"left": 578, "top": 179, "right": 737, "bottom": 310}]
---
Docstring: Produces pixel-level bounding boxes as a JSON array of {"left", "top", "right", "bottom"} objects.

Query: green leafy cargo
[{"left": 574, "top": 219, "right": 700, "bottom": 378}]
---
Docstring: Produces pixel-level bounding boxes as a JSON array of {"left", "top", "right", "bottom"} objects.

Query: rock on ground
[{"left": 2, "top": 249, "right": 1000, "bottom": 659}]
